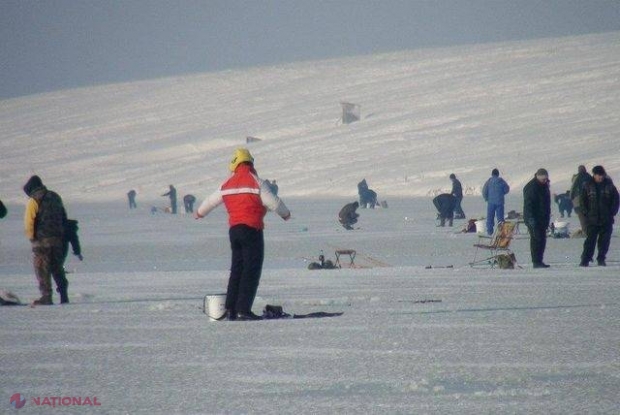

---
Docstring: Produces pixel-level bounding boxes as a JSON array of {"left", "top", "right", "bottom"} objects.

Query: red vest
[{"left": 221, "top": 165, "right": 267, "bottom": 230}]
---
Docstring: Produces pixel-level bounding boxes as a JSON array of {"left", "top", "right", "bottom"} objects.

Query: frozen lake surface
[{"left": 2, "top": 198, "right": 619, "bottom": 414}]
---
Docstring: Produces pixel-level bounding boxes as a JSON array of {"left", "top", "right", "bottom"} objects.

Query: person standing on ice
[
  {"left": 162, "top": 185, "right": 177, "bottom": 214},
  {"left": 523, "top": 168, "right": 552, "bottom": 268},
  {"left": 127, "top": 189, "right": 137, "bottom": 209},
  {"left": 579, "top": 165, "right": 619, "bottom": 267},
  {"left": 570, "top": 165, "right": 592, "bottom": 233},
  {"left": 23, "top": 175, "right": 68, "bottom": 305},
  {"left": 449, "top": 173, "right": 465, "bottom": 219},
  {"left": 482, "top": 168, "right": 510, "bottom": 235},
  {"left": 194, "top": 148, "right": 291, "bottom": 321}
]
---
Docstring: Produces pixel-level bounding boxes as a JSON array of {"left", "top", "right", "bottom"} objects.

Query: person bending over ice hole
[
  {"left": 339, "top": 201, "right": 359, "bottom": 230},
  {"left": 432, "top": 193, "right": 456, "bottom": 227},
  {"left": 194, "top": 149, "right": 291, "bottom": 321}
]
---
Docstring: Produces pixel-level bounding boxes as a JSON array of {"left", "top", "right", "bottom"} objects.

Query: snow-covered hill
[{"left": 1, "top": 31, "right": 619, "bottom": 204}]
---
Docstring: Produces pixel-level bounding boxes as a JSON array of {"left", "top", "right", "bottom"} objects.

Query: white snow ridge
[{"left": 1, "top": 32, "right": 619, "bottom": 414}]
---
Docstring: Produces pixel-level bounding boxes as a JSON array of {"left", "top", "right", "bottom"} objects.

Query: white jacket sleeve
[
  {"left": 196, "top": 189, "right": 224, "bottom": 217},
  {"left": 259, "top": 179, "right": 290, "bottom": 220}
]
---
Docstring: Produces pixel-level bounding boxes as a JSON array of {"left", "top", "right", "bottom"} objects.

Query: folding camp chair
[
  {"left": 334, "top": 249, "right": 356, "bottom": 268},
  {"left": 469, "top": 221, "right": 518, "bottom": 268}
]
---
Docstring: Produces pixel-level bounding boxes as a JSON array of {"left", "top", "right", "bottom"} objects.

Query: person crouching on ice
[
  {"left": 194, "top": 148, "right": 291, "bottom": 321},
  {"left": 433, "top": 193, "right": 456, "bottom": 227}
]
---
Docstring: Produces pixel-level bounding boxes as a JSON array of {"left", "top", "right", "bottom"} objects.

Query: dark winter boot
[
  {"left": 32, "top": 295, "right": 53, "bottom": 306},
  {"left": 235, "top": 311, "right": 262, "bottom": 321}
]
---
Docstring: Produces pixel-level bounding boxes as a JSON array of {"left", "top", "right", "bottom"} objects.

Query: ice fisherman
[
  {"left": 482, "top": 168, "right": 510, "bottom": 235},
  {"left": 0, "top": 198, "right": 7, "bottom": 219},
  {"left": 579, "top": 165, "right": 619, "bottom": 267},
  {"left": 339, "top": 201, "right": 360, "bottom": 230},
  {"left": 357, "top": 179, "right": 377, "bottom": 209},
  {"left": 194, "top": 148, "right": 291, "bottom": 321},
  {"left": 553, "top": 191, "right": 573, "bottom": 218},
  {"left": 449, "top": 173, "right": 465, "bottom": 219},
  {"left": 183, "top": 194, "right": 196, "bottom": 213},
  {"left": 570, "top": 165, "right": 592, "bottom": 233},
  {"left": 127, "top": 189, "right": 137, "bottom": 209},
  {"left": 523, "top": 168, "right": 551, "bottom": 268},
  {"left": 162, "top": 185, "right": 177, "bottom": 214},
  {"left": 433, "top": 193, "right": 456, "bottom": 227},
  {"left": 23, "top": 175, "right": 69, "bottom": 305}
]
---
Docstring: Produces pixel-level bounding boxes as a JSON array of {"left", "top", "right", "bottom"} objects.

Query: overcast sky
[{"left": 1, "top": 0, "right": 619, "bottom": 99}]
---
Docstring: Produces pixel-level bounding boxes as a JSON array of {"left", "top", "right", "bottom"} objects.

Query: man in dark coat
[
  {"left": 0, "top": 198, "right": 7, "bottom": 219},
  {"left": 339, "top": 201, "right": 359, "bottom": 230},
  {"left": 23, "top": 175, "right": 68, "bottom": 305},
  {"left": 523, "top": 168, "right": 551, "bottom": 268},
  {"left": 570, "top": 165, "right": 592, "bottom": 233},
  {"left": 579, "top": 166, "right": 619, "bottom": 267},
  {"left": 357, "top": 179, "right": 378, "bottom": 209},
  {"left": 450, "top": 174, "right": 465, "bottom": 219},
  {"left": 553, "top": 191, "right": 573, "bottom": 218},
  {"left": 162, "top": 185, "right": 177, "bottom": 214},
  {"left": 433, "top": 193, "right": 456, "bottom": 227},
  {"left": 183, "top": 194, "right": 196, "bottom": 213},
  {"left": 127, "top": 189, "right": 137, "bottom": 209}
]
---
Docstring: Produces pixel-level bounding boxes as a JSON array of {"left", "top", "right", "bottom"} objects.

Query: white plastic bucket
[
  {"left": 475, "top": 220, "right": 486, "bottom": 235},
  {"left": 204, "top": 294, "right": 227, "bottom": 321}
]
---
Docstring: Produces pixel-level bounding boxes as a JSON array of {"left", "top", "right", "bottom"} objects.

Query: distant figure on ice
[
  {"left": 449, "top": 174, "right": 465, "bottom": 219},
  {"left": 127, "top": 189, "right": 137, "bottom": 209},
  {"left": 579, "top": 165, "right": 619, "bottom": 267},
  {"left": 433, "top": 193, "right": 456, "bottom": 227},
  {"left": 523, "top": 169, "right": 551, "bottom": 269},
  {"left": 194, "top": 148, "right": 291, "bottom": 321},
  {"left": 162, "top": 185, "right": 177, "bottom": 214},
  {"left": 339, "top": 201, "right": 360, "bottom": 230},
  {"left": 23, "top": 175, "right": 68, "bottom": 305},
  {"left": 482, "top": 168, "right": 510, "bottom": 235},
  {"left": 0, "top": 198, "right": 7, "bottom": 219},
  {"left": 570, "top": 165, "right": 592, "bottom": 233},
  {"left": 358, "top": 179, "right": 377, "bottom": 208},
  {"left": 183, "top": 194, "right": 196, "bottom": 213},
  {"left": 553, "top": 191, "right": 573, "bottom": 218}
]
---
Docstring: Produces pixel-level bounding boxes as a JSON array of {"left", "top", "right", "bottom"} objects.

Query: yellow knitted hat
[{"left": 229, "top": 148, "right": 254, "bottom": 172}]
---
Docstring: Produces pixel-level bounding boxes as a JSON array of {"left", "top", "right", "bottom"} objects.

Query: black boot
[
  {"left": 215, "top": 309, "right": 236, "bottom": 321},
  {"left": 235, "top": 311, "right": 262, "bottom": 321}
]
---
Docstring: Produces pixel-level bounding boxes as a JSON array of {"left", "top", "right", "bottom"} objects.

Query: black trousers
[
  {"left": 527, "top": 225, "right": 547, "bottom": 265},
  {"left": 226, "top": 225, "right": 264, "bottom": 313},
  {"left": 582, "top": 223, "right": 613, "bottom": 263}
]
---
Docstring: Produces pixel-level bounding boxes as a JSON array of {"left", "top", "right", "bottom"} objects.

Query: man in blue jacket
[{"left": 482, "top": 168, "right": 510, "bottom": 235}]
